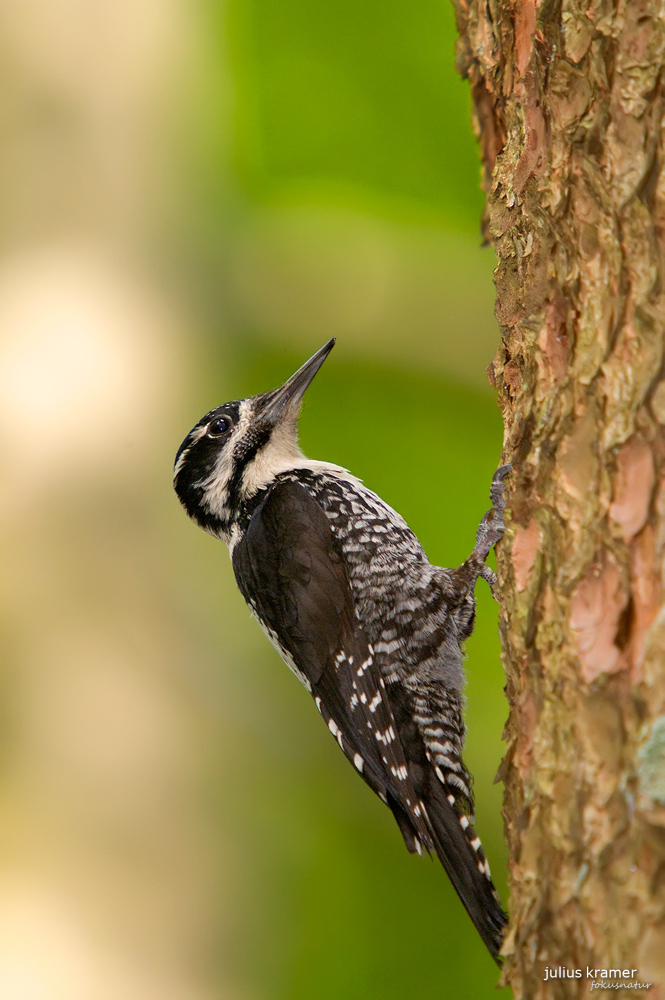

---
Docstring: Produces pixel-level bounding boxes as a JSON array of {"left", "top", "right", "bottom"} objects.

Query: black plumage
[{"left": 174, "top": 339, "right": 509, "bottom": 962}]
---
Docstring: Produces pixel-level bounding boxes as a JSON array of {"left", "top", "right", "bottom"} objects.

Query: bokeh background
[{"left": 0, "top": 1, "right": 508, "bottom": 997}]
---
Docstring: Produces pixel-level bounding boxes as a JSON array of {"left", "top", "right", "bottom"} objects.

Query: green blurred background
[{"left": 0, "top": 0, "right": 507, "bottom": 997}]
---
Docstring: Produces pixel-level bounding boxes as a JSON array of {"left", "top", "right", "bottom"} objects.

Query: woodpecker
[{"left": 174, "top": 339, "right": 509, "bottom": 962}]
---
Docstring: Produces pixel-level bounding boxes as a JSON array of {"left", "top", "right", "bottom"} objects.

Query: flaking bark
[{"left": 451, "top": 0, "right": 665, "bottom": 995}]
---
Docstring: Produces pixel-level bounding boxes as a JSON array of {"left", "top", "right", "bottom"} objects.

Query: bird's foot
[{"left": 472, "top": 465, "right": 511, "bottom": 599}]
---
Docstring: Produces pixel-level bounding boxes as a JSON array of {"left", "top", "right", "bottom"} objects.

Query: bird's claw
[{"left": 473, "top": 464, "right": 511, "bottom": 568}]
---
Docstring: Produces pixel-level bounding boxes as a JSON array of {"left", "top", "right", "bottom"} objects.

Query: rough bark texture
[{"left": 452, "top": 0, "right": 665, "bottom": 995}]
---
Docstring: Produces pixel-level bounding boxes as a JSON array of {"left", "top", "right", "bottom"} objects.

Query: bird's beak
[{"left": 260, "top": 339, "right": 335, "bottom": 423}]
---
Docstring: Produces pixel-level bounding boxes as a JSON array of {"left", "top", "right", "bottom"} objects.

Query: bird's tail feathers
[{"left": 423, "top": 778, "right": 507, "bottom": 964}]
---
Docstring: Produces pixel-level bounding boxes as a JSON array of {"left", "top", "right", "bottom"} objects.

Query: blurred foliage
[
  {"left": 0, "top": 0, "right": 507, "bottom": 997},
  {"left": 225, "top": 0, "right": 483, "bottom": 227}
]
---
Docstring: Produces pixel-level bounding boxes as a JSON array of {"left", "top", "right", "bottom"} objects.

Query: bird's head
[{"left": 174, "top": 338, "right": 335, "bottom": 539}]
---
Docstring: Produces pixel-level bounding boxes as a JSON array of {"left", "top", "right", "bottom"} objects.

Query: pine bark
[{"left": 452, "top": 0, "right": 665, "bottom": 995}]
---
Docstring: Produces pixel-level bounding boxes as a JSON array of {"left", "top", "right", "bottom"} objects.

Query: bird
[{"left": 173, "top": 338, "right": 509, "bottom": 962}]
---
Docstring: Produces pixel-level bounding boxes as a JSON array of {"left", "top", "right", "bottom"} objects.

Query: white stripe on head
[{"left": 198, "top": 400, "right": 253, "bottom": 519}]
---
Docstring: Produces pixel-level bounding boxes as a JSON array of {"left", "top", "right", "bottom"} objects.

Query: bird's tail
[{"left": 423, "top": 776, "right": 507, "bottom": 963}]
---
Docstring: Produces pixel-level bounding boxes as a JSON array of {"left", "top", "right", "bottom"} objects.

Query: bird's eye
[{"left": 207, "top": 415, "right": 231, "bottom": 437}]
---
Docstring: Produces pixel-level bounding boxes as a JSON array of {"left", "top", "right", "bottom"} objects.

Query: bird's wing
[{"left": 231, "top": 477, "right": 431, "bottom": 848}]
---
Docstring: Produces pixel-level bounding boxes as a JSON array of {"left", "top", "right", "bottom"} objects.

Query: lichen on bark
[{"left": 451, "top": 0, "right": 665, "bottom": 994}]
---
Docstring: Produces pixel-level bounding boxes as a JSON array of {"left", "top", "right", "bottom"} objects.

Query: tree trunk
[{"left": 452, "top": 0, "right": 665, "bottom": 995}]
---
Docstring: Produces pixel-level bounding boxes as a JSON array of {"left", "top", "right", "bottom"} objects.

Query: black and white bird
[{"left": 174, "top": 339, "right": 509, "bottom": 962}]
